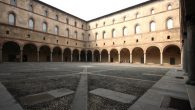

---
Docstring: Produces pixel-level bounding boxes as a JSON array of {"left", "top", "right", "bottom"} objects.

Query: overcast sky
[{"left": 39, "top": 0, "right": 148, "bottom": 21}]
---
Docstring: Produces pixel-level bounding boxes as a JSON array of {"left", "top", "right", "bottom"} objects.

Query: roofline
[
  {"left": 35, "top": 0, "right": 87, "bottom": 22},
  {"left": 35, "top": 0, "right": 160, "bottom": 23},
  {"left": 87, "top": 0, "right": 160, "bottom": 22}
]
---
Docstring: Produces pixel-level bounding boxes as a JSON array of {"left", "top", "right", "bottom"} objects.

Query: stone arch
[
  {"left": 94, "top": 49, "right": 100, "bottom": 62},
  {"left": 120, "top": 48, "right": 130, "bottom": 63},
  {"left": 87, "top": 50, "right": 92, "bottom": 62},
  {"left": 101, "top": 49, "right": 108, "bottom": 62},
  {"left": 110, "top": 49, "right": 118, "bottom": 62},
  {"left": 72, "top": 49, "right": 79, "bottom": 62},
  {"left": 132, "top": 47, "right": 144, "bottom": 64},
  {"left": 23, "top": 43, "right": 37, "bottom": 62},
  {"left": 63, "top": 48, "right": 71, "bottom": 62},
  {"left": 80, "top": 49, "right": 86, "bottom": 62},
  {"left": 2, "top": 41, "right": 20, "bottom": 62},
  {"left": 163, "top": 45, "right": 181, "bottom": 65},
  {"left": 39, "top": 45, "right": 51, "bottom": 62},
  {"left": 146, "top": 46, "right": 160, "bottom": 64},
  {"left": 52, "top": 46, "right": 62, "bottom": 62}
]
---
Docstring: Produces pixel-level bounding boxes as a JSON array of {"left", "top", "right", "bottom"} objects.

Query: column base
[{"left": 186, "top": 79, "right": 195, "bottom": 85}]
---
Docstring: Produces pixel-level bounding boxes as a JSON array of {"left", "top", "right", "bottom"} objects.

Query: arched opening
[
  {"left": 146, "top": 46, "right": 160, "bottom": 64},
  {"left": 94, "top": 50, "right": 100, "bottom": 62},
  {"left": 120, "top": 48, "right": 130, "bottom": 63},
  {"left": 110, "top": 49, "right": 118, "bottom": 63},
  {"left": 63, "top": 48, "right": 71, "bottom": 62},
  {"left": 23, "top": 43, "right": 37, "bottom": 62},
  {"left": 52, "top": 47, "right": 62, "bottom": 62},
  {"left": 2, "top": 41, "right": 20, "bottom": 62},
  {"left": 87, "top": 50, "right": 92, "bottom": 62},
  {"left": 132, "top": 47, "right": 144, "bottom": 64},
  {"left": 163, "top": 45, "right": 181, "bottom": 65},
  {"left": 72, "top": 49, "right": 79, "bottom": 62},
  {"left": 101, "top": 49, "right": 108, "bottom": 62},
  {"left": 39, "top": 45, "right": 50, "bottom": 62},
  {"left": 80, "top": 50, "right": 86, "bottom": 62}
]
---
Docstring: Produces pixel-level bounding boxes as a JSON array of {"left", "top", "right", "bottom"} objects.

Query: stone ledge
[
  {"left": 90, "top": 88, "right": 137, "bottom": 104},
  {"left": 0, "top": 82, "right": 23, "bottom": 110},
  {"left": 19, "top": 88, "right": 74, "bottom": 105},
  {"left": 186, "top": 85, "right": 195, "bottom": 110}
]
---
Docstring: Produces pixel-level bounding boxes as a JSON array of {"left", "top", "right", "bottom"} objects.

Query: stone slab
[
  {"left": 0, "top": 83, "right": 23, "bottom": 110},
  {"left": 90, "top": 88, "right": 137, "bottom": 103},
  {"left": 20, "top": 88, "right": 74, "bottom": 105},
  {"left": 186, "top": 85, "right": 195, "bottom": 110}
]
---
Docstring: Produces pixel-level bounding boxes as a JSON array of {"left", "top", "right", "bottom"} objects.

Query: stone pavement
[
  {"left": 0, "top": 82, "right": 23, "bottom": 110},
  {"left": 19, "top": 88, "right": 74, "bottom": 105},
  {"left": 128, "top": 69, "right": 189, "bottom": 110},
  {"left": 72, "top": 67, "right": 88, "bottom": 110},
  {"left": 90, "top": 88, "right": 137, "bottom": 103}
]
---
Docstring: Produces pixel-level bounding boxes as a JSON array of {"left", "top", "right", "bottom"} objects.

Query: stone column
[
  {"left": 183, "top": 36, "right": 188, "bottom": 72},
  {"left": 144, "top": 53, "right": 146, "bottom": 64},
  {"left": 50, "top": 50, "right": 53, "bottom": 62},
  {"left": 71, "top": 54, "right": 73, "bottom": 62},
  {"left": 79, "top": 52, "right": 81, "bottom": 62},
  {"left": 130, "top": 53, "right": 132, "bottom": 63},
  {"left": 20, "top": 46, "right": 23, "bottom": 62},
  {"left": 160, "top": 52, "right": 163, "bottom": 65},
  {"left": 0, "top": 46, "right": 2, "bottom": 63},
  {"left": 108, "top": 54, "right": 110, "bottom": 62},
  {"left": 92, "top": 53, "right": 94, "bottom": 62},
  {"left": 37, "top": 48, "right": 40, "bottom": 62},
  {"left": 186, "top": 18, "right": 195, "bottom": 85},
  {"left": 100, "top": 54, "right": 101, "bottom": 62},
  {"left": 61, "top": 50, "right": 64, "bottom": 62},
  {"left": 118, "top": 54, "right": 120, "bottom": 63}
]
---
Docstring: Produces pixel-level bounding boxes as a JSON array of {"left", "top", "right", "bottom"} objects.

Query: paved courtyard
[{"left": 0, "top": 63, "right": 186, "bottom": 110}]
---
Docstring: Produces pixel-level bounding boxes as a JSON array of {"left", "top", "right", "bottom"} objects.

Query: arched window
[
  {"left": 54, "top": 26, "right": 59, "bottom": 35},
  {"left": 66, "top": 28, "right": 69, "bottom": 37},
  {"left": 44, "top": 10, "right": 48, "bottom": 16},
  {"left": 8, "top": 13, "right": 16, "bottom": 25},
  {"left": 123, "top": 16, "right": 126, "bottom": 21},
  {"left": 150, "top": 21, "right": 156, "bottom": 32},
  {"left": 112, "top": 19, "right": 115, "bottom": 24},
  {"left": 102, "top": 31, "right": 106, "bottom": 39},
  {"left": 136, "top": 12, "right": 139, "bottom": 18},
  {"left": 75, "top": 21, "right": 77, "bottom": 27},
  {"left": 29, "top": 4, "right": 33, "bottom": 11},
  {"left": 42, "top": 22, "right": 47, "bottom": 32},
  {"left": 55, "top": 15, "right": 58, "bottom": 20},
  {"left": 123, "top": 27, "right": 128, "bottom": 36},
  {"left": 88, "top": 34, "right": 90, "bottom": 41},
  {"left": 103, "top": 22, "right": 105, "bottom": 26},
  {"left": 167, "top": 4, "right": 172, "bottom": 10},
  {"left": 96, "top": 24, "right": 98, "bottom": 28},
  {"left": 66, "top": 18, "right": 69, "bottom": 24},
  {"left": 151, "top": 9, "right": 154, "bottom": 14},
  {"left": 75, "top": 31, "right": 78, "bottom": 39},
  {"left": 112, "top": 29, "right": 116, "bottom": 38},
  {"left": 10, "top": 0, "right": 16, "bottom": 5},
  {"left": 167, "top": 18, "right": 173, "bottom": 29},
  {"left": 28, "top": 18, "right": 34, "bottom": 29},
  {"left": 82, "top": 33, "right": 84, "bottom": 40},
  {"left": 82, "top": 24, "right": 84, "bottom": 29},
  {"left": 135, "top": 24, "right": 141, "bottom": 34},
  {"left": 95, "top": 32, "right": 98, "bottom": 41}
]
